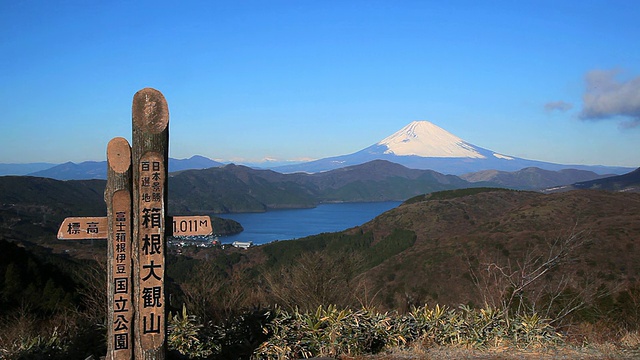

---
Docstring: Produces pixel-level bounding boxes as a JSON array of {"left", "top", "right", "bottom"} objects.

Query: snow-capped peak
[{"left": 377, "top": 121, "right": 485, "bottom": 158}]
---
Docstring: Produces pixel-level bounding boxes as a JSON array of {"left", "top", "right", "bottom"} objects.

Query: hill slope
[
  {"left": 461, "top": 167, "right": 612, "bottom": 190},
  {"left": 0, "top": 176, "right": 241, "bottom": 252},
  {"left": 168, "top": 160, "right": 475, "bottom": 213},
  {"left": 254, "top": 189, "right": 640, "bottom": 311},
  {"left": 573, "top": 167, "right": 640, "bottom": 192}
]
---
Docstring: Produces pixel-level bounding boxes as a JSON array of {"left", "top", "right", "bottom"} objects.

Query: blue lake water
[{"left": 216, "top": 201, "right": 402, "bottom": 245}]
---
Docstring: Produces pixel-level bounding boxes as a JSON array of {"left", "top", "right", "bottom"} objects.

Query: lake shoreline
[{"left": 215, "top": 201, "right": 402, "bottom": 245}]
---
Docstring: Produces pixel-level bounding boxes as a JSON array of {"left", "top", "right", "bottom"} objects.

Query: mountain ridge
[
  {"left": 546, "top": 167, "right": 640, "bottom": 193},
  {"left": 461, "top": 167, "right": 615, "bottom": 190},
  {"left": 24, "top": 155, "right": 224, "bottom": 180},
  {"left": 3, "top": 161, "right": 631, "bottom": 219},
  {"left": 5, "top": 121, "right": 633, "bottom": 179},
  {"left": 168, "top": 160, "right": 476, "bottom": 213},
  {"left": 274, "top": 121, "right": 634, "bottom": 175}
]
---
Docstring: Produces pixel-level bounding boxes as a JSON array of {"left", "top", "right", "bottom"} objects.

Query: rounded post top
[
  {"left": 107, "top": 137, "right": 131, "bottom": 173},
  {"left": 132, "top": 88, "right": 169, "bottom": 134}
]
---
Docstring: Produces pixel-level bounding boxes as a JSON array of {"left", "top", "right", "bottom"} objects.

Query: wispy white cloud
[
  {"left": 579, "top": 69, "right": 640, "bottom": 129},
  {"left": 544, "top": 100, "right": 573, "bottom": 112}
]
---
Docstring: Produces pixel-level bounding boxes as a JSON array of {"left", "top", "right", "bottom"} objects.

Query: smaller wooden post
[
  {"left": 105, "top": 137, "right": 133, "bottom": 360},
  {"left": 132, "top": 88, "right": 169, "bottom": 360}
]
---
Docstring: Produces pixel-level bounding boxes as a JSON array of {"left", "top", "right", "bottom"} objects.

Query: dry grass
[
  {"left": 346, "top": 343, "right": 640, "bottom": 359},
  {"left": 343, "top": 329, "right": 640, "bottom": 359},
  {"left": 619, "top": 331, "right": 640, "bottom": 349}
]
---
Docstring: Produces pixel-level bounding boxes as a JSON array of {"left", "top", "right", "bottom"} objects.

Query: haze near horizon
[{"left": 1, "top": 1, "right": 639, "bottom": 167}]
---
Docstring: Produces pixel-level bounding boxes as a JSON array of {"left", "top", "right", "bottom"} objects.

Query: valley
[{"left": 0, "top": 154, "right": 638, "bottom": 359}]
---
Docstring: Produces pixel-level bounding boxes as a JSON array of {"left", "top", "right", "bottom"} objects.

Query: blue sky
[{"left": 1, "top": 1, "right": 639, "bottom": 167}]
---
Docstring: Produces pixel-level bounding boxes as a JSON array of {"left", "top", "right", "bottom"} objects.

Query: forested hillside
[{"left": 2, "top": 188, "right": 639, "bottom": 358}]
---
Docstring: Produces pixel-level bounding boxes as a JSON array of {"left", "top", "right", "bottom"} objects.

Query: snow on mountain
[
  {"left": 493, "top": 153, "right": 514, "bottom": 160},
  {"left": 378, "top": 121, "right": 485, "bottom": 158},
  {"left": 274, "top": 121, "right": 634, "bottom": 175}
]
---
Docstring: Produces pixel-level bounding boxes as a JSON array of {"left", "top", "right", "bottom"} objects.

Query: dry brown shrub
[
  {"left": 565, "top": 321, "right": 622, "bottom": 345},
  {"left": 619, "top": 331, "right": 640, "bottom": 349},
  {"left": 263, "top": 251, "right": 367, "bottom": 311}
]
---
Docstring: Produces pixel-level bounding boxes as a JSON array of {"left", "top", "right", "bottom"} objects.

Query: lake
[{"left": 216, "top": 201, "right": 402, "bottom": 245}]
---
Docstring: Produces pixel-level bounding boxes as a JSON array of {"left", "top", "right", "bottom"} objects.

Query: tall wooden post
[
  {"left": 132, "top": 88, "right": 169, "bottom": 359},
  {"left": 105, "top": 137, "right": 133, "bottom": 360}
]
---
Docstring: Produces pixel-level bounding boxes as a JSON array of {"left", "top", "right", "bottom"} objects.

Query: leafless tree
[
  {"left": 75, "top": 256, "right": 107, "bottom": 323},
  {"left": 263, "top": 252, "right": 366, "bottom": 312},
  {"left": 467, "top": 224, "right": 592, "bottom": 323},
  {"left": 179, "top": 259, "right": 226, "bottom": 323}
]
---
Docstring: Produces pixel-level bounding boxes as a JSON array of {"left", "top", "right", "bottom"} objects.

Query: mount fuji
[{"left": 275, "top": 121, "right": 632, "bottom": 175}]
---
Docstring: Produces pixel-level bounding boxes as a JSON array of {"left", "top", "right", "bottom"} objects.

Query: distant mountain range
[
  {"left": 4, "top": 165, "right": 639, "bottom": 240},
  {"left": 1, "top": 121, "right": 633, "bottom": 180},
  {"left": 4, "top": 159, "right": 636, "bottom": 220},
  {"left": 460, "top": 167, "right": 614, "bottom": 190},
  {"left": 168, "top": 160, "right": 474, "bottom": 213},
  {"left": 274, "top": 121, "right": 633, "bottom": 175},
  {"left": 544, "top": 167, "right": 640, "bottom": 193},
  {"left": 169, "top": 161, "right": 639, "bottom": 214},
  {"left": 0, "top": 162, "right": 57, "bottom": 176},
  {"left": 20, "top": 155, "right": 224, "bottom": 180}
]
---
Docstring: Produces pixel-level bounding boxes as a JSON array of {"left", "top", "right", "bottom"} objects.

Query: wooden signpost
[
  {"left": 58, "top": 215, "right": 213, "bottom": 240},
  {"left": 57, "top": 88, "right": 212, "bottom": 359}
]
